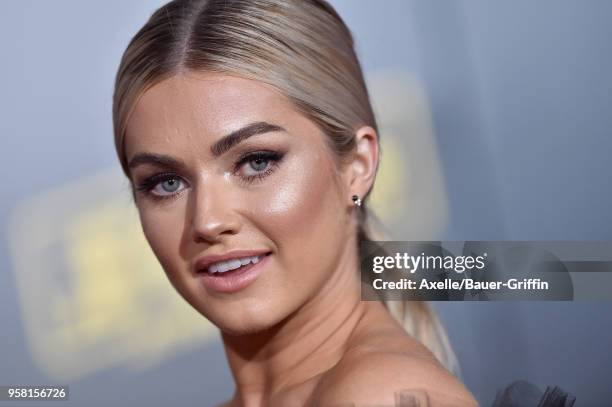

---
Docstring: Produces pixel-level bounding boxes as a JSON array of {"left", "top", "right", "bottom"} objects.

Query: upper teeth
[{"left": 207, "top": 255, "right": 263, "bottom": 274}]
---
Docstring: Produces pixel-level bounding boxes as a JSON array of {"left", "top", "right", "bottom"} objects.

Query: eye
[
  {"left": 153, "top": 177, "right": 184, "bottom": 195},
  {"left": 235, "top": 150, "right": 284, "bottom": 183},
  {"left": 244, "top": 156, "right": 271, "bottom": 175},
  {"left": 136, "top": 173, "right": 187, "bottom": 200}
]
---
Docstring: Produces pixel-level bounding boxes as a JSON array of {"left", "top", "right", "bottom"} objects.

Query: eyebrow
[
  {"left": 210, "top": 121, "right": 285, "bottom": 157},
  {"left": 127, "top": 121, "right": 286, "bottom": 170},
  {"left": 127, "top": 152, "right": 187, "bottom": 171}
]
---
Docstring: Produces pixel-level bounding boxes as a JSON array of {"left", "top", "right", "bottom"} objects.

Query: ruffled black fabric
[{"left": 492, "top": 380, "right": 576, "bottom": 407}]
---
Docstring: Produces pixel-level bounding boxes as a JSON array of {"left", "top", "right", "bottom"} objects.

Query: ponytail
[{"left": 357, "top": 207, "right": 461, "bottom": 377}]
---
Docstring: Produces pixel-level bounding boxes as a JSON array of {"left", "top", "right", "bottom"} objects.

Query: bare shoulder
[{"left": 311, "top": 336, "right": 478, "bottom": 406}]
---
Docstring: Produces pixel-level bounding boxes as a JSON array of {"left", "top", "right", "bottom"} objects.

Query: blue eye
[
  {"left": 136, "top": 174, "right": 187, "bottom": 200},
  {"left": 246, "top": 157, "right": 270, "bottom": 173},
  {"left": 150, "top": 176, "right": 186, "bottom": 197},
  {"left": 135, "top": 150, "right": 284, "bottom": 201},
  {"left": 158, "top": 178, "right": 182, "bottom": 193},
  {"left": 236, "top": 151, "right": 284, "bottom": 183}
]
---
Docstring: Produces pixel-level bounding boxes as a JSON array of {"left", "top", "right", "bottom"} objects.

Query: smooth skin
[{"left": 124, "top": 71, "right": 478, "bottom": 407}]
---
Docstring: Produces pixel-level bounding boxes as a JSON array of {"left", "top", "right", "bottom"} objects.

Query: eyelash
[
  {"left": 135, "top": 150, "right": 284, "bottom": 202},
  {"left": 236, "top": 150, "right": 283, "bottom": 184}
]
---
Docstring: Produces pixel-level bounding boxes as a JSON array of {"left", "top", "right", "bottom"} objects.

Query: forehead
[{"left": 124, "top": 71, "right": 303, "bottom": 158}]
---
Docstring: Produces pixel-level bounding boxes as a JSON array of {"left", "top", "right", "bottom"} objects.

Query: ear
[{"left": 343, "top": 125, "right": 379, "bottom": 205}]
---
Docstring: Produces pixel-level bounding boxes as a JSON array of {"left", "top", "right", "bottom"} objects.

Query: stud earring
[{"left": 351, "top": 194, "right": 362, "bottom": 207}]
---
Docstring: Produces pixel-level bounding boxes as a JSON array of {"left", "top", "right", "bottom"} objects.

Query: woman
[{"left": 113, "top": 0, "right": 478, "bottom": 405}]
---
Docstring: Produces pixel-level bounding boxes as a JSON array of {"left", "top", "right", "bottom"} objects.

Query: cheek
[
  {"left": 251, "top": 153, "right": 349, "bottom": 281},
  {"left": 137, "top": 202, "right": 186, "bottom": 280}
]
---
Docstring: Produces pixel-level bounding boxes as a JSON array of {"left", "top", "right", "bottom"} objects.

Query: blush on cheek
[
  {"left": 252, "top": 155, "right": 347, "bottom": 277},
  {"left": 264, "top": 156, "right": 339, "bottom": 232}
]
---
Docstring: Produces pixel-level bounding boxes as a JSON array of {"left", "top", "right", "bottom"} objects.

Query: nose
[{"left": 190, "top": 181, "right": 241, "bottom": 243}]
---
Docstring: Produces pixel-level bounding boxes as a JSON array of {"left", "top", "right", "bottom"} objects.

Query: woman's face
[{"left": 124, "top": 72, "right": 355, "bottom": 334}]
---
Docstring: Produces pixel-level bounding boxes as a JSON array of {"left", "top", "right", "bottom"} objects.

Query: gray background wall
[{"left": 1, "top": 1, "right": 611, "bottom": 405}]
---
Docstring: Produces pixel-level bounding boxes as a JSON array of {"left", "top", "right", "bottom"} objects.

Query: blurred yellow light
[{"left": 8, "top": 169, "right": 218, "bottom": 381}]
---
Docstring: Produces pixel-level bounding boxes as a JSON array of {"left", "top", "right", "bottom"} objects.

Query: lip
[
  {"left": 196, "top": 252, "right": 271, "bottom": 294},
  {"left": 193, "top": 249, "right": 271, "bottom": 274}
]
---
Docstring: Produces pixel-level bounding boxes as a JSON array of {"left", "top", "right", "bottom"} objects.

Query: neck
[{"left": 221, "top": 237, "right": 367, "bottom": 406}]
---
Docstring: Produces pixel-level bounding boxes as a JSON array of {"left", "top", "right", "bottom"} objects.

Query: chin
[
  {"left": 212, "top": 315, "right": 283, "bottom": 337},
  {"left": 197, "top": 300, "right": 290, "bottom": 337},
  {"left": 218, "top": 321, "right": 273, "bottom": 337}
]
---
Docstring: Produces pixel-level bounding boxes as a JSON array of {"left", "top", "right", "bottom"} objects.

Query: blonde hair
[{"left": 113, "top": 0, "right": 459, "bottom": 375}]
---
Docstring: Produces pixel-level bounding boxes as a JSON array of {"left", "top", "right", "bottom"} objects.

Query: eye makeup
[{"left": 133, "top": 149, "right": 286, "bottom": 202}]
